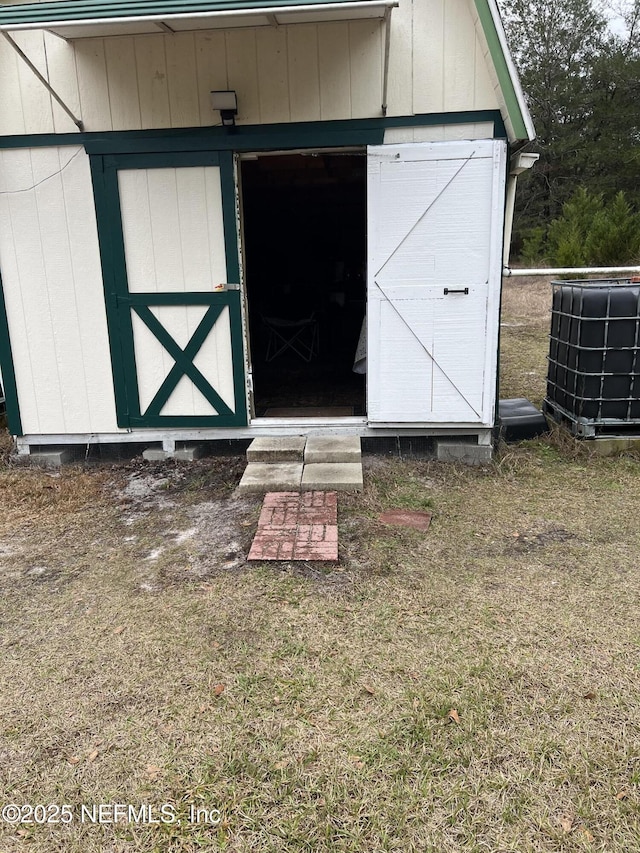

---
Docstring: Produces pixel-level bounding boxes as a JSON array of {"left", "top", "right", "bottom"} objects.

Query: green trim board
[
  {"left": 89, "top": 153, "right": 136, "bottom": 427},
  {"left": 219, "top": 150, "right": 241, "bottom": 284},
  {"left": 0, "top": 271, "right": 23, "bottom": 436},
  {"left": 0, "top": 111, "right": 508, "bottom": 153},
  {"left": 92, "top": 150, "right": 247, "bottom": 428}
]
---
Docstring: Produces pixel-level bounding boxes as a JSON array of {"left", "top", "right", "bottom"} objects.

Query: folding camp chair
[{"left": 263, "top": 313, "right": 319, "bottom": 362}]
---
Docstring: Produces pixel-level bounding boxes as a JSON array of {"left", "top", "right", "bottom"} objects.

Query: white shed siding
[
  {"left": 134, "top": 35, "right": 171, "bottom": 130},
  {"left": 118, "top": 166, "right": 227, "bottom": 294},
  {"left": 0, "top": 146, "right": 122, "bottom": 434},
  {"left": 0, "top": 0, "right": 501, "bottom": 135},
  {"left": 287, "top": 24, "right": 321, "bottom": 122},
  {"left": 383, "top": 122, "right": 495, "bottom": 143}
]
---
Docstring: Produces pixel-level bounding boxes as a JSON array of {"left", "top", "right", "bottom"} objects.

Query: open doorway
[{"left": 240, "top": 151, "right": 366, "bottom": 418}]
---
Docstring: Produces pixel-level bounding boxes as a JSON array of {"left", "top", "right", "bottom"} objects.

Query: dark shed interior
[{"left": 240, "top": 152, "right": 367, "bottom": 417}]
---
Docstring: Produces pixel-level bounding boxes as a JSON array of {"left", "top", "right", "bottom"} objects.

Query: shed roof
[{"left": 0, "top": 0, "right": 394, "bottom": 38}]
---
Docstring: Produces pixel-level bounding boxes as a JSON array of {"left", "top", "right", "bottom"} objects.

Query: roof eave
[
  {"left": 473, "top": 0, "right": 535, "bottom": 144},
  {"left": 0, "top": 0, "right": 397, "bottom": 36}
]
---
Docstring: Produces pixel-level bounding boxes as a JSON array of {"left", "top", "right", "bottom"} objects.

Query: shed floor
[{"left": 252, "top": 359, "right": 365, "bottom": 416}]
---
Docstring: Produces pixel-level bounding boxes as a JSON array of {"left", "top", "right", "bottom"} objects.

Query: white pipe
[
  {"left": 0, "top": 1, "right": 399, "bottom": 32},
  {"left": 502, "top": 173, "right": 518, "bottom": 268},
  {"left": 503, "top": 266, "right": 640, "bottom": 277},
  {"left": 381, "top": 4, "right": 393, "bottom": 116}
]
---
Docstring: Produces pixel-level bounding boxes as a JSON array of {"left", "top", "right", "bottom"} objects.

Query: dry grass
[
  {"left": 2, "top": 281, "right": 640, "bottom": 852},
  {"left": 499, "top": 275, "right": 553, "bottom": 407}
]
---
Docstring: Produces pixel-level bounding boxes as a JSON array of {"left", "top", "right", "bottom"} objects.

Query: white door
[{"left": 367, "top": 140, "right": 506, "bottom": 425}]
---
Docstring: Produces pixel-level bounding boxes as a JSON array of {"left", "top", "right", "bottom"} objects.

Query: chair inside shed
[{"left": 240, "top": 151, "right": 366, "bottom": 418}]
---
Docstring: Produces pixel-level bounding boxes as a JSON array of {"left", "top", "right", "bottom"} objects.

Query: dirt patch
[{"left": 507, "top": 524, "right": 578, "bottom": 553}]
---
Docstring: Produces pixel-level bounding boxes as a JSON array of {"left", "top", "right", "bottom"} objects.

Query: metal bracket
[
  {"left": 1, "top": 30, "right": 84, "bottom": 131},
  {"left": 381, "top": 3, "right": 397, "bottom": 116}
]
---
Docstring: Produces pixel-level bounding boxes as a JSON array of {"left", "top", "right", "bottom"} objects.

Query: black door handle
[{"left": 444, "top": 287, "right": 469, "bottom": 295}]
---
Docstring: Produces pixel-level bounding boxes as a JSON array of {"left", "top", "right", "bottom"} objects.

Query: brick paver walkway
[{"left": 248, "top": 491, "right": 338, "bottom": 561}]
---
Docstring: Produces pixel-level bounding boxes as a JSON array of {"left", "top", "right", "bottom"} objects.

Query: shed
[{"left": 0, "top": 0, "right": 534, "bottom": 460}]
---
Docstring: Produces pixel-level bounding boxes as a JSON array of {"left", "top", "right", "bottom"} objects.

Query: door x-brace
[{"left": 132, "top": 303, "right": 233, "bottom": 418}]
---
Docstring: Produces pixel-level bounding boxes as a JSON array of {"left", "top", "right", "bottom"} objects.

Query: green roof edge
[
  {"left": 473, "top": 0, "right": 532, "bottom": 142},
  {"left": 0, "top": 0, "right": 364, "bottom": 26}
]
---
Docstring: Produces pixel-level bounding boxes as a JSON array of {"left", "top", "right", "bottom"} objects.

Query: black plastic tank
[{"left": 545, "top": 279, "right": 640, "bottom": 435}]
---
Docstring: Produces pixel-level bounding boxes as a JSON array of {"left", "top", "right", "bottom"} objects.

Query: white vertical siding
[
  {"left": 0, "top": 36, "right": 27, "bottom": 134},
  {"left": 75, "top": 38, "right": 110, "bottom": 132},
  {"left": 256, "top": 27, "right": 290, "bottom": 124},
  {"left": 118, "top": 166, "right": 227, "bottom": 293},
  {"left": 384, "top": 122, "right": 496, "bottom": 144},
  {"left": 195, "top": 30, "right": 228, "bottom": 125},
  {"left": 349, "top": 20, "right": 382, "bottom": 119},
  {"left": 166, "top": 33, "right": 200, "bottom": 127},
  {"left": 44, "top": 33, "right": 82, "bottom": 134},
  {"left": 135, "top": 35, "right": 171, "bottom": 129},
  {"left": 0, "top": 0, "right": 501, "bottom": 136},
  {"left": 287, "top": 25, "right": 321, "bottom": 122},
  {"left": 444, "top": 0, "right": 476, "bottom": 111},
  {"left": 413, "top": 0, "right": 444, "bottom": 113},
  {"left": 225, "top": 29, "right": 260, "bottom": 125},
  {"left": 318, "top": 23, "right": 351, "bottom": 120},
  {"left": 386, "top": 0, "right": 413, "bottom": 117},
  {"left": 14, "top": 31, "right": 52, "bottom": 134},
  {"left": 104, "top": 37, "right": 142, "bottom": 130},
  {"left": 0, "top": 147, "right": 122, "bottom": 434}
]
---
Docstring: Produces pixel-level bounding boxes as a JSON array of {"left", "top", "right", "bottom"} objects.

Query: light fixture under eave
[{"left": 210, "top": 90, "right": 237, "bottom": 127}]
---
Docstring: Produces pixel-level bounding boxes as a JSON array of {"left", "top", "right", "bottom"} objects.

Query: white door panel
[{"left": 367, "top": 140, "right": 506, "bottom": 425}]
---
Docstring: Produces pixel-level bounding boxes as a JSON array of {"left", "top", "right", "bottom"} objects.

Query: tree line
[{"left": 499, "top": 0, "right": 640, "bottom": 265}]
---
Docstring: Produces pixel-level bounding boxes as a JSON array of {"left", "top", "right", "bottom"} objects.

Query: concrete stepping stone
[
  {"left": 237, "top": 462, "right": 303, "bottom": 494},
  {"left": 248, "top": 491, "right": 338, "bottom": 561},
  {"left": 246, "top": 436, "right": 306, "bottom": 463},
  {"left": 301, "top": 462, "right": 363, "bottom": 492},
  {"left": 304, "top": 436, "right": 361, "bottom": 464},
  {"left": 379, "top": 509, "right": 432, "bottom": 531}
]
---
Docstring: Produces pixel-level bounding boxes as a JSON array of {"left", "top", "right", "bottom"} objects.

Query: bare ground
[{"left": 1, "top": 277, "right": 640, "bottom": 852}]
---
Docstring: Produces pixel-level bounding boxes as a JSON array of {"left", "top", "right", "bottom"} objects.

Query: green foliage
[
  {"left": 520, "top": 226, "right": 548, "bottom": 266},
  {"left": 499, "top": 0, "right": 640, "bottom": 252},
  {"left": 546, "top": 188, "right": 604, "bottom": 267},
  {"left": 585, "top": 192, "right": 640, "bottom": 265},
  {"left": 540, "top": 188, "right": 640, "bottom": 267}
]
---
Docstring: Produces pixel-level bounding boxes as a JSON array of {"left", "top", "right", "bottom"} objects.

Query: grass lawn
[{"left": 1, "top": 277, "right": 639, "bottom": 852}]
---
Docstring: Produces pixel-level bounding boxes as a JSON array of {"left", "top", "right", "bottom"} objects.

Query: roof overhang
[
  {"left": 0, "top": 0, "right": 396, "bottom": 39},
  {"left": 473, "top": 0, "right": 535, "bottom": 144}
]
